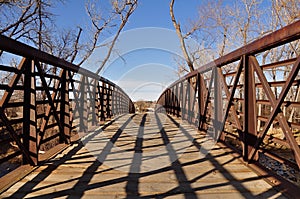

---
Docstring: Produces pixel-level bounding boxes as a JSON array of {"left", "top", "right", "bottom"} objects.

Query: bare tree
[
  {"left": 270, "top": 0, "right": 300, "bottom": 126},
  {"left": 0, "top": 0, "right": 138, "bottom": 68},
  {"left": 169, "top": 0, "right": 194, "bottom": 72},
  {"left": 95, "top": 0, "right": 138, "bottom": 74},
  {"left": 168, "top": 0, "right": 300, "bottom": 135},
  {"left": 0, "top": 0, "right": 139, "bottom": 120}
]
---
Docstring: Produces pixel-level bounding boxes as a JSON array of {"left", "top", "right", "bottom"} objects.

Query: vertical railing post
[
  {"left": 213, "top": 67, "right": 223, "bottom": 141},
  {"left": 187, "top": 78, "right": 191, "bottom": 123},
  {"left": 118, "top": 90, "right": 121, "bottom": 114},
  {"left": 167, "top": 89, "right": 170, "bottom": 114},
  {"left": 117, "top": 89, "right": 120, "bottom": 115},
  {"left": 168, "top": 89, "right": 171, "bottom": 114},
  {"left": 165, "top": 90, "right": 168, "bottom": 114},
  {"left": 166, "top": 90, "right": 168, "bottom": 113},
  {"left": 109, "top": 85, "right": 113, "bottom": 117},
  {"left": 60, "top": 69, "right": 70, "bottom": 143},
  {"left": 170, "top": 88, "right": 173, "bottom": 115},
  {"left": 171, "top": 88, "right": 173, "bottom": 115},
  {"left": 91, "top": 79, "right": 97, "bottom": 126},
  {"left": 180, "top": 81, "right": 184, "bottom": 120},
  {"left": 243, "top": 55, "right": 258, "bottom": 161},
  {"left": 112, "top": 88, "right": 115, "bottom": 115},
  {"left": 191, "top": 77, "right": 197, "bottom": 125},
  {"left": 79, "top": 75, "right": 87, "bottom": 132},
  {"left": 118, "top": 89, "right": 121, "bottom": 114},
  {"left": 100, "top": 81, "right": 105, "bottom": 122},
  {"left": 68, "top": 71, "right": 74, "bottom": 131},
  {"left": 106, "top": 84, "right": 111, "bottom": 119},
  {"left": 106, "top": 85, "right": 110, "bottom": 118},
  {"left": 175, "top": 84, "right": 179, "bottom": 117},
  {"left": 96, "top": 82, "right": 101, "bottom": 123},
  {"left": 197, "top": 73, "right": 201, "bottom": 128},
  {"left": 198, "top": 73, "right": 206, "bottom": 130},
  {"left": 23, "top": 59, "right": 38, "bottom": 165},
  {"left": 169, "top": 89, "right": 171, "bottom": 114},
  {"left": 103, "top": 82, "right": 108, "bottom": 120}
]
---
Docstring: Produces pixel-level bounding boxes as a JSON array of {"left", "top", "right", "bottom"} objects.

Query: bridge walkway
[{"left": 1, "top": 113, "right": 285, "bottom": 199}]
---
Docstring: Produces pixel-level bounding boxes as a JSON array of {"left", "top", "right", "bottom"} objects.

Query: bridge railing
[
  {"left": 0, "top": 35, "right": 134, "bottom": 168},
  {"left": 157, "top": 20, "right": 300, "bottom": 171}
]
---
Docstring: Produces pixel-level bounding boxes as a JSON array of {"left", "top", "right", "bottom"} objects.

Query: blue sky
[
  {"left": 55, "top": 0, "right": 201, "bottom": 30},
  {"left": 53, "top": 0, "right": 204, "bottom": 101},
  {"left": 52, "top": 1, "right": 207, "bottom": 101}
]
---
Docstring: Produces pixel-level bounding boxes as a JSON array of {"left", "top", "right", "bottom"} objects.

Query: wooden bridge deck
[{"left": 1, "top": 113, "right": 286, "bottom": 198}]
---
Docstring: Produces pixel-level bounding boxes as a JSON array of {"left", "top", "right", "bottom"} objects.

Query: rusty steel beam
[
  {"left": 167, "top": 20, "right": 300, "bottom": 88},
  {"left": 187, "top": 78, "right": 192, "bottom": 123},
  {"left": 198, "top": 73, "right": 206, "bottom": 129},
  {"left": 79, "top": 76, "right": 88, "bottom": 132},
  {"left": 22, "top": 59, "right": 38, "bottom": 165},
  {"left": 37, "top": 67, "right": 67, "bottom": 145},
  {"left": 213, "top": 67, "right": 223, "bottom": 140},
  {"left": 0, "top": 36, "right": 122, "bottom": 89},
  {"left": 250, "top": 55, "right": 300, "bottom": 167},
  {"left": 0, "top": 58, "right": 35, "bottom": 165},
  {"left": 59, "top": 70, "right": 70, "bottom": 143},
  {"left": 243, "top": 56, "right": 258, "bottom": 162},
  {"left": 100, "top": 82, "right": 106, "bottom": 121},
  {"left": 218, "top": 59, "right": 243, "bottom": 141},
  {"left": 0, "top": 35, "right": 95, "bottom": 78},
  {"left": 0, "top": 34, "right": 135, "bottom": 169},
  {"left": 191, "top": 77, "right": 198, "bottom": 124},
  {"left": 85, "top": 77, "right": 96, "bottom": 126},
  {"left": 199, "top": 70, "right": 214, "bottom": 131},
  {"left": 224, "top": 57, "right": 297, "bottom": 77},
  {"left": 157, "top": 20, "right": 300, "bottom": 171},
  {"left": 0, "top": 58, "right": 26, "bottom": 107},
  {"left": 94, "top": 81, "right": 100, "bottom": 123},
  {"left": 91, "top": 80, "right": 97, "bottom": 124},
  {"left": 257, "top": 116, "right": 300, "bottom": 129},
  {"left": 256, "top": 100, "right": 300, "bottom": 108}
]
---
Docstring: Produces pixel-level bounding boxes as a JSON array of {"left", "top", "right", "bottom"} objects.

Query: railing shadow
[
  {"left": 5, "top": 114, "right": 134, "bottom": 199},
  {"left": 3, "top": 113, "right": 286, "bottom": 199}
]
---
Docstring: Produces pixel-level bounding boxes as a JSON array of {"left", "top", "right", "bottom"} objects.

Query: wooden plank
[
  {"left": 38, "top": 143, "right": 69, "bottom": 162},
  {"left": 0, "top": 165, "right": 34, "bottom": 194},
  {"left": 0, "top": 114, "right": 290, "bottom": 198}
]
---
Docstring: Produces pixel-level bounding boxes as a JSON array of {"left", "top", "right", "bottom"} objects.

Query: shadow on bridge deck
[{"left": 1, "top": 113, "right": 286, "bottom": 199}]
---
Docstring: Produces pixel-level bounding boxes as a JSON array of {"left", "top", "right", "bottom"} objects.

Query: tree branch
[
  {"left": 95, "top": 0, "right": 137, "bottom": 74},
  {"left": 170, "top": 0, "right": 194, "bottom": 72}
]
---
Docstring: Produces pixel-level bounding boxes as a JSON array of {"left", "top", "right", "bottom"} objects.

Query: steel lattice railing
[
  {"left": 0, "top": 35, "right": 135, "bottom": 166},
  {"left": 157, "top": 20, "right": 300, "bottom": 170}
]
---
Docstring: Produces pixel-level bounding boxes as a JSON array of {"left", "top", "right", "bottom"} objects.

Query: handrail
[
  {"left": 0, "top": 34, "right": 135, "bottom": 167},
  {"left": 157, "top": 20, "right": 300, "bottom": 173},
  {"left": 169, "top": 20, "right": 300, "bottom": 88},
  {"left": 0, "top": 35, "right": 115, "bottom": 84}
]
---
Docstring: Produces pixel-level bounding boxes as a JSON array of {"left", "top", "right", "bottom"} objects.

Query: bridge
[{"left": 0, "top": 21, "right": 300, "bottom": 198}]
